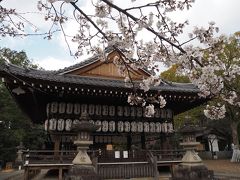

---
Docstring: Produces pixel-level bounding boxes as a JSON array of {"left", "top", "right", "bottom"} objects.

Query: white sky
[{"left": 1, "top": 0, "right": 240, "bottom": 70}]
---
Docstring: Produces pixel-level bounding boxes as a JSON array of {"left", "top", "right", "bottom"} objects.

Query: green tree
[{"left": 0, "top": 48, "right": 46, "bottom": 164}]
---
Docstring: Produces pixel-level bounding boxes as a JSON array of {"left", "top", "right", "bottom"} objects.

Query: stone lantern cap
[
  {"left": 16, "top": 141, "right": 25, "bottom": 150},
  {"left": 178, "top": 119, "right": 203, "bottom": 135},
  {"left": 71, "top": 112, "right": 99, "bottom": 132}
]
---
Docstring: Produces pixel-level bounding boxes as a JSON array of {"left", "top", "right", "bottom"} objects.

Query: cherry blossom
[{"left": 1, "top": 0, "right": 240, "bottom": 121}]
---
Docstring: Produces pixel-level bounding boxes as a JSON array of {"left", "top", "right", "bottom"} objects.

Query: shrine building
[{"left": 0, "top": 47, "right": 207, "bottom": 179}]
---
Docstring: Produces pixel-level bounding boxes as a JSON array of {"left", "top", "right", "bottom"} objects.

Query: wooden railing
[
  {"left": 150, "top": 149, "right": 185, "bottom": 161},
  {"left": 22, "top": 149, "right": 184, "bottom": 164},
  {"left": 22, "top": 149, "right": 184, "bottom": 179},
  {"left": 97, "top": 162, "right": 155, "bottom": 179}
]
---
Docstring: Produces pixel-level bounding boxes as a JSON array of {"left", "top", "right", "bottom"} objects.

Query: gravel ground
[
  {"left": 203, "top": 159, "right": 240, "bottom": 174},
  {"left": 1, "top": 160, "right": 240, "bottom": 180}
]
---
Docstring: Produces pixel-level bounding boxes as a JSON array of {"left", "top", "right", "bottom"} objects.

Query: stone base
[
  {"left": 172, "top": 164, "right": 214, "bottom": 180},
  {"left": 65, "top": 165, "right": 102, "bottom": 180}
]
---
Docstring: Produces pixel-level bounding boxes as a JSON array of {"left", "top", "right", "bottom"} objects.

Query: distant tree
[{"left": 160, "top": 64, "right": 190, "bottom": 83}]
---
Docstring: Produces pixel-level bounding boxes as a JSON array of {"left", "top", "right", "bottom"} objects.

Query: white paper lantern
[
  {"left": 95, "top": 120, "right": 102, "bottom": 132},
  {"left": 117, "top": 106, "right": 123, "bottom": 116},
  {"left": 109, "top": 121, "right": 116, "bottom": 132},
  {"left": 167, "top": 123, "right": 174, "bottom": 133},
  {"left": 102, "top": 120, "right": 108, "bottom": 132},
  {"left": 136, "top": 107, "right": 142, "bottom": 117},
  {"left": 50, "top": 102, "right": 58, "bottom": 114},
  {"left": 44, "top": 119, "right": 48, "bottom": 131},
  {"left": 155, "top": 122, "right": 161, "bottom": 133},
  {"left": 49, "top": 118, "right": 57, "bottom": 130},
  {"left": 81, "top": 104, "right": 88, "bottom": 114},
  {"left": 124, "top": 121, "right": 130, "bottom": 132},
  {"left": 65, "top": 119, "right": 72, "bottom": 131},
  {"left": 109, "top": 106, "right": 115, "bottom": 116},
  {"left": 130, "top": 107, "right": 136, "bottom": 117},
  {"left": 149, "top": 122, "right": 156, "bottom": 133},
  {"left": 131, "top": 121, "right": 137, "bottom": 132},
  {"left": 154, "top": 108, "right": 160, "bottom": 118},
  {"left": 57, "top": 119, "right": 65, "bottom": 131},
  {"left": 59, "top": 102, "right": 66, "bottom": 114},
  {"left": 74, "top": 103, "right": 81, "bottom": 115},
  {"left": 117, "top": 121, "right": 124, "bottom": 132},
  {"left": 137, "top": 122, "right": 143, "bottom": 132},
  {"left": 144, "top": 122, "right": 149, "bottom": 132},
  {"left": 102, "top": 105, "right": 109, "bottom": 116},
  {"left": 124, "top": 106, "right": 130, "bottom": 117},
  {"left": 88, "top": 104, "right": 95, "bottom": 115},
  {"left": 66, "top": 103, "right": 73, "bottom": 114},
  {"left": 46, "top": 103, "right": 50, "bottom": 117},
  {"left": 95, "top": 105, "right": 102, "bottom": 115}
]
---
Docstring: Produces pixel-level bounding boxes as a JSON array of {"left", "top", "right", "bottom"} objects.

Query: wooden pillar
[
  {"left": 24, "top": 167, "right": 29, "bottom": 180},
  {"left": 127, "top": 134, "right": 132, "bottom": 150},
  {"left": 141, "top": 132, "right": 146, "bottom": 149},
  {"left": 51, "top": 134, "right": 61, "bottom": 158},
  {"left": 59, "top": 167, "right": 63, "bottom": 180}
]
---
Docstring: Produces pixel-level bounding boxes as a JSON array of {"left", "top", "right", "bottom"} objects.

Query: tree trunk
[
  {"left": 231, "top": 121, "right": 239, "bottom": 148},
  {"left": 230, "top": 121, "right": 239, "bottom": 162}
]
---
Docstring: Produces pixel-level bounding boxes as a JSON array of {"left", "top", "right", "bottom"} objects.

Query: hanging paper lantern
[
  {"left": 88, "top": 104, "right": 95, "bottom": 115},
  {"left": 124, "top": 121, "right": 130, "bottom": 132},
  {"left": 50, "top": 102, "right": 58, "bottom": 114},
  {"left": 74, "top": 103, "right": 81, "bottom": 115},
  {"left": 44, "top": 119, "right": 48, "bottom": 131},
  {"left": 102, "top": 105, "right": 109, "bottom": 116},
  {"left": 167, "top": 122, "right": 174, "bottom": 133},
  {"left": 136, "top": 107, "right": 143, "bottom": 117},
  {"left": 102, "top": 120, "right": 108, "bottom": 132},
  {"left": 155, "top": 108, "right": 161, "bottom": 118},
  {"left": 66, "top": 103, "right": 73, "bottom": 114},
  {"left": 149, "top": 122, "right": 156, "bottom": 133},
  {"left": 57, "top": 119, "right": 65, "bottom": 131},
  {"left": 65, "top": 119, "right": 72, "bottom": 131},
  {"left": 109, "top": 106, "right": 115, "bottom": 116},
  {"left": 124, "top": 106, "right": 130, "bottom": 117},
  {"left": 95, "top": 120, "right": 102, "bottom": 132},
  {"left": 144, "top": 122, "right": 150, "bottom": 132},
  {"left": 95, "top": 105, "right": 102, "bottom": 115},
  {"left": 49, "top": 118, "right": 57, "bottom": 130},
  {"left": 109, "top": 121, "right": 116, "bottom": 132},
  {"left": 46, "top": 103, "right": 50, "bottom": 117},
  {"left": 131, "top": 121, "right": 137, "bottom": 132},
  {"left": 130, "top": 107, "right": 136, "bottom": 117},
  {"left": 117, "top": 106, "right": 123, "bottom": 116},
  {"left": 59, "top": 102, "right": 66, "bottom": 114},
  {"left": 117, "top": 121, "right": 124, "bottom": 132},
  {"left": 155, "top": 122, "right": 161, "bottom": 133},
  {"left": 137, "top": 122, "right": 143, "bottom": 132}
]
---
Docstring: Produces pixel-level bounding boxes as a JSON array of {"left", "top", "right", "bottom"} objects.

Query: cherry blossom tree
[{"left": 1, "top": 1, "right": 240, "bottom": 130}]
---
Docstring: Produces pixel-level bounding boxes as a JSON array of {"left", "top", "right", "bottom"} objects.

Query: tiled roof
[{"left": 0, "top": 63, "right": 199, "bottom": 93}]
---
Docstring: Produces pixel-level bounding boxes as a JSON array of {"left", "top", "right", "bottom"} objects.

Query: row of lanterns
[
  {"left": 44, "top": 119, "right": 174, "bottom": 133},
  {"left": 46, "top": 102, "right": 173, "bottom": 118}
]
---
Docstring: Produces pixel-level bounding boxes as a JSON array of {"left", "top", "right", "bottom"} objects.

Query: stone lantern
[
  {"left": 15, "top": 141, "right": 25, "bottom": 166},
  {"left": 172, "top": 117, "right": 214, "bottom": 180},
  {"left": 179, "top": 119, "right": 203, "bottom": 165},
  {"left": 65, "top": 112, "right": 102, "bottom": 180}
]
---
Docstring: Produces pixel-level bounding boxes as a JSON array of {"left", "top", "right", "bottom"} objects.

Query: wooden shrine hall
[{"left": 0, "top": 47, "right": 207, "bottom": 179}]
